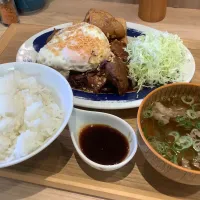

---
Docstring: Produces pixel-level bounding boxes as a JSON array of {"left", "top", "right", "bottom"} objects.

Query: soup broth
[{"left": 142, "top": 95, "right": 200, "bottom": 170}]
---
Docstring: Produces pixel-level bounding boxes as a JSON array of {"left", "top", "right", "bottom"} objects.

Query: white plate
[{"left": 16, "top": 22, "right": 195, "bottom": 110}]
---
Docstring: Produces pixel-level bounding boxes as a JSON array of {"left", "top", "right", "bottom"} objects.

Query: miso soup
[{"left": 142, "top": 95, "right": 200, "bottom": 170}]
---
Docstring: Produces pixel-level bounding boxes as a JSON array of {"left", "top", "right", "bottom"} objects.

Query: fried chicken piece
[
  {"left": 84, "top": 8, "right": 126, "bottom": 40},
  {"left": 116, "top": 18, "right": 128, "bottom": 44}
]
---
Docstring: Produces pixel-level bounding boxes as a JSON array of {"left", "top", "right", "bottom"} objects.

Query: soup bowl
[{"left": 137, "top": 83, "right": 200, "bottom": 185}]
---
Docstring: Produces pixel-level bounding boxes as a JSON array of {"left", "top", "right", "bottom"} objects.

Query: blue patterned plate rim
[{"left": 16, "top": 22, "right": 195, "bottom": 109}]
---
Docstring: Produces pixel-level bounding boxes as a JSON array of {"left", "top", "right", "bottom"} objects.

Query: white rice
[{"left": 0, "top": 71, "right": 63, "bottom": 162}]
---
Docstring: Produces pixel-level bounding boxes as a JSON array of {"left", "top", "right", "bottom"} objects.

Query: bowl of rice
[{"left": 0, "top": 62, "right": 73, "bottom": 168}]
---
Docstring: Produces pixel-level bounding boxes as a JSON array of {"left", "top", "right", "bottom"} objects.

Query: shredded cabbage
[{"left": 126, "top": 31, "right": 187, "bottom": 91}]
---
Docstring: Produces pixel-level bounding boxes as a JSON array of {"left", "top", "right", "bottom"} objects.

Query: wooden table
[{"left": 0, "top": 1, "right": 200, "bottom": 199}]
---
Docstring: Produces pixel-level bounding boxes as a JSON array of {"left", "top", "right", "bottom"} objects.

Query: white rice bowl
[{"left": 0, "top": 62, "right": 73, "bottom": 168}]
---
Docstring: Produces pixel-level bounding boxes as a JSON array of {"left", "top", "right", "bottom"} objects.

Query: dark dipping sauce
[{"left": 79, "top": 124, "right": 129, "bottom": 165}]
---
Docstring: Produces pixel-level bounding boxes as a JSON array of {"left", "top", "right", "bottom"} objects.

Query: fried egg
[{"left": 37, "top": 22, "right": 112, "bottom": 72}]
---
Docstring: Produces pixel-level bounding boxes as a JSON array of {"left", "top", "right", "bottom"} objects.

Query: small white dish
[
  {"left": 0, "top": 62, "right": 73, "bottom": 168},
  {"left": 68, "top": 108, "right": 138, "bottom": 171}
]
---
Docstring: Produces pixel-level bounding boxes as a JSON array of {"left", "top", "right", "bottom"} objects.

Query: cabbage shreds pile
[{"left": 125, "top": 31, "right": 187, "bottom": 91}]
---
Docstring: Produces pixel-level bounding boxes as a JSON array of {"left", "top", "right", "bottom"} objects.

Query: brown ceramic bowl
[{"left": 137, "top": 83, "right": 200, "bottom": 185}]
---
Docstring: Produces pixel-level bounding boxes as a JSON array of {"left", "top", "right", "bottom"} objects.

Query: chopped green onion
[
  {"left": 143, "top": 109, "right": 153, "bottom": 118},
  {"left": 186, "top": 109, "right": 197, "bottom": 119},
  {"left": 184, "top": 121, "right": 193, "bottom": 130},
  {"left": 174, "top": 136, "right": 193, "bottom": 151},
  {"left": 168, "top": 131, "right": 180, "bottom": 141},
  {"left": 171, "top": 155, "right": 178, "bottom": 164},
  {"left": 181, "top": 96, "right": 194, "bottom": 105},
  {"left": 196, "top": 122, "right": 200, "bottom": 130},
  {"left": 177, "top": 120, "right": 193, "bottom": 130},
  {"left": 176, "top": 116, "right": 186, "bottom": 123},
  {"left": 193, "top": 140, "right": 200, "bottom": 152},
  {"left": 176, "top": 116, "right": 193, "bottom": 130},
  {"left": 148, "top": 136, "right": 178, "bottom": 163},
  {"left": 148, "top": 137, "right": 170, "bottom": 156},
  {"left": 173, "top": 144, "right": 184, "bottom": 151}
]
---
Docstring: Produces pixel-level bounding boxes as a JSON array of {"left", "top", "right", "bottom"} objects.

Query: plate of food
[{"left": 16, "top": 9, "right": 195, "bottom": 109}]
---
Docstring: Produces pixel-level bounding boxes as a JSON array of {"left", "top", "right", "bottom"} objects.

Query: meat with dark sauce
[
  {"left": 68, "top": 72, "right": 88, "bottom": 89},
  {"left": 110, "top": 39, "right": 128, "bottom": 62},
  {"left": 87, "top": 73, "right": 107, "bottom": 93},
  {"left": 68, "top": 69, "right": 107, "bottom": 93},
  {"left": 68, "top": 58, "right": 129, "bottom": 95},
  {"left": 102, "top": 57, "right": 129, "bottom": 95}
]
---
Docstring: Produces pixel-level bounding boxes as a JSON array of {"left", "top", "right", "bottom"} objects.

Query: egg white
[{"left": 37, "top": 22, "right": 111, "bottom": 72}]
